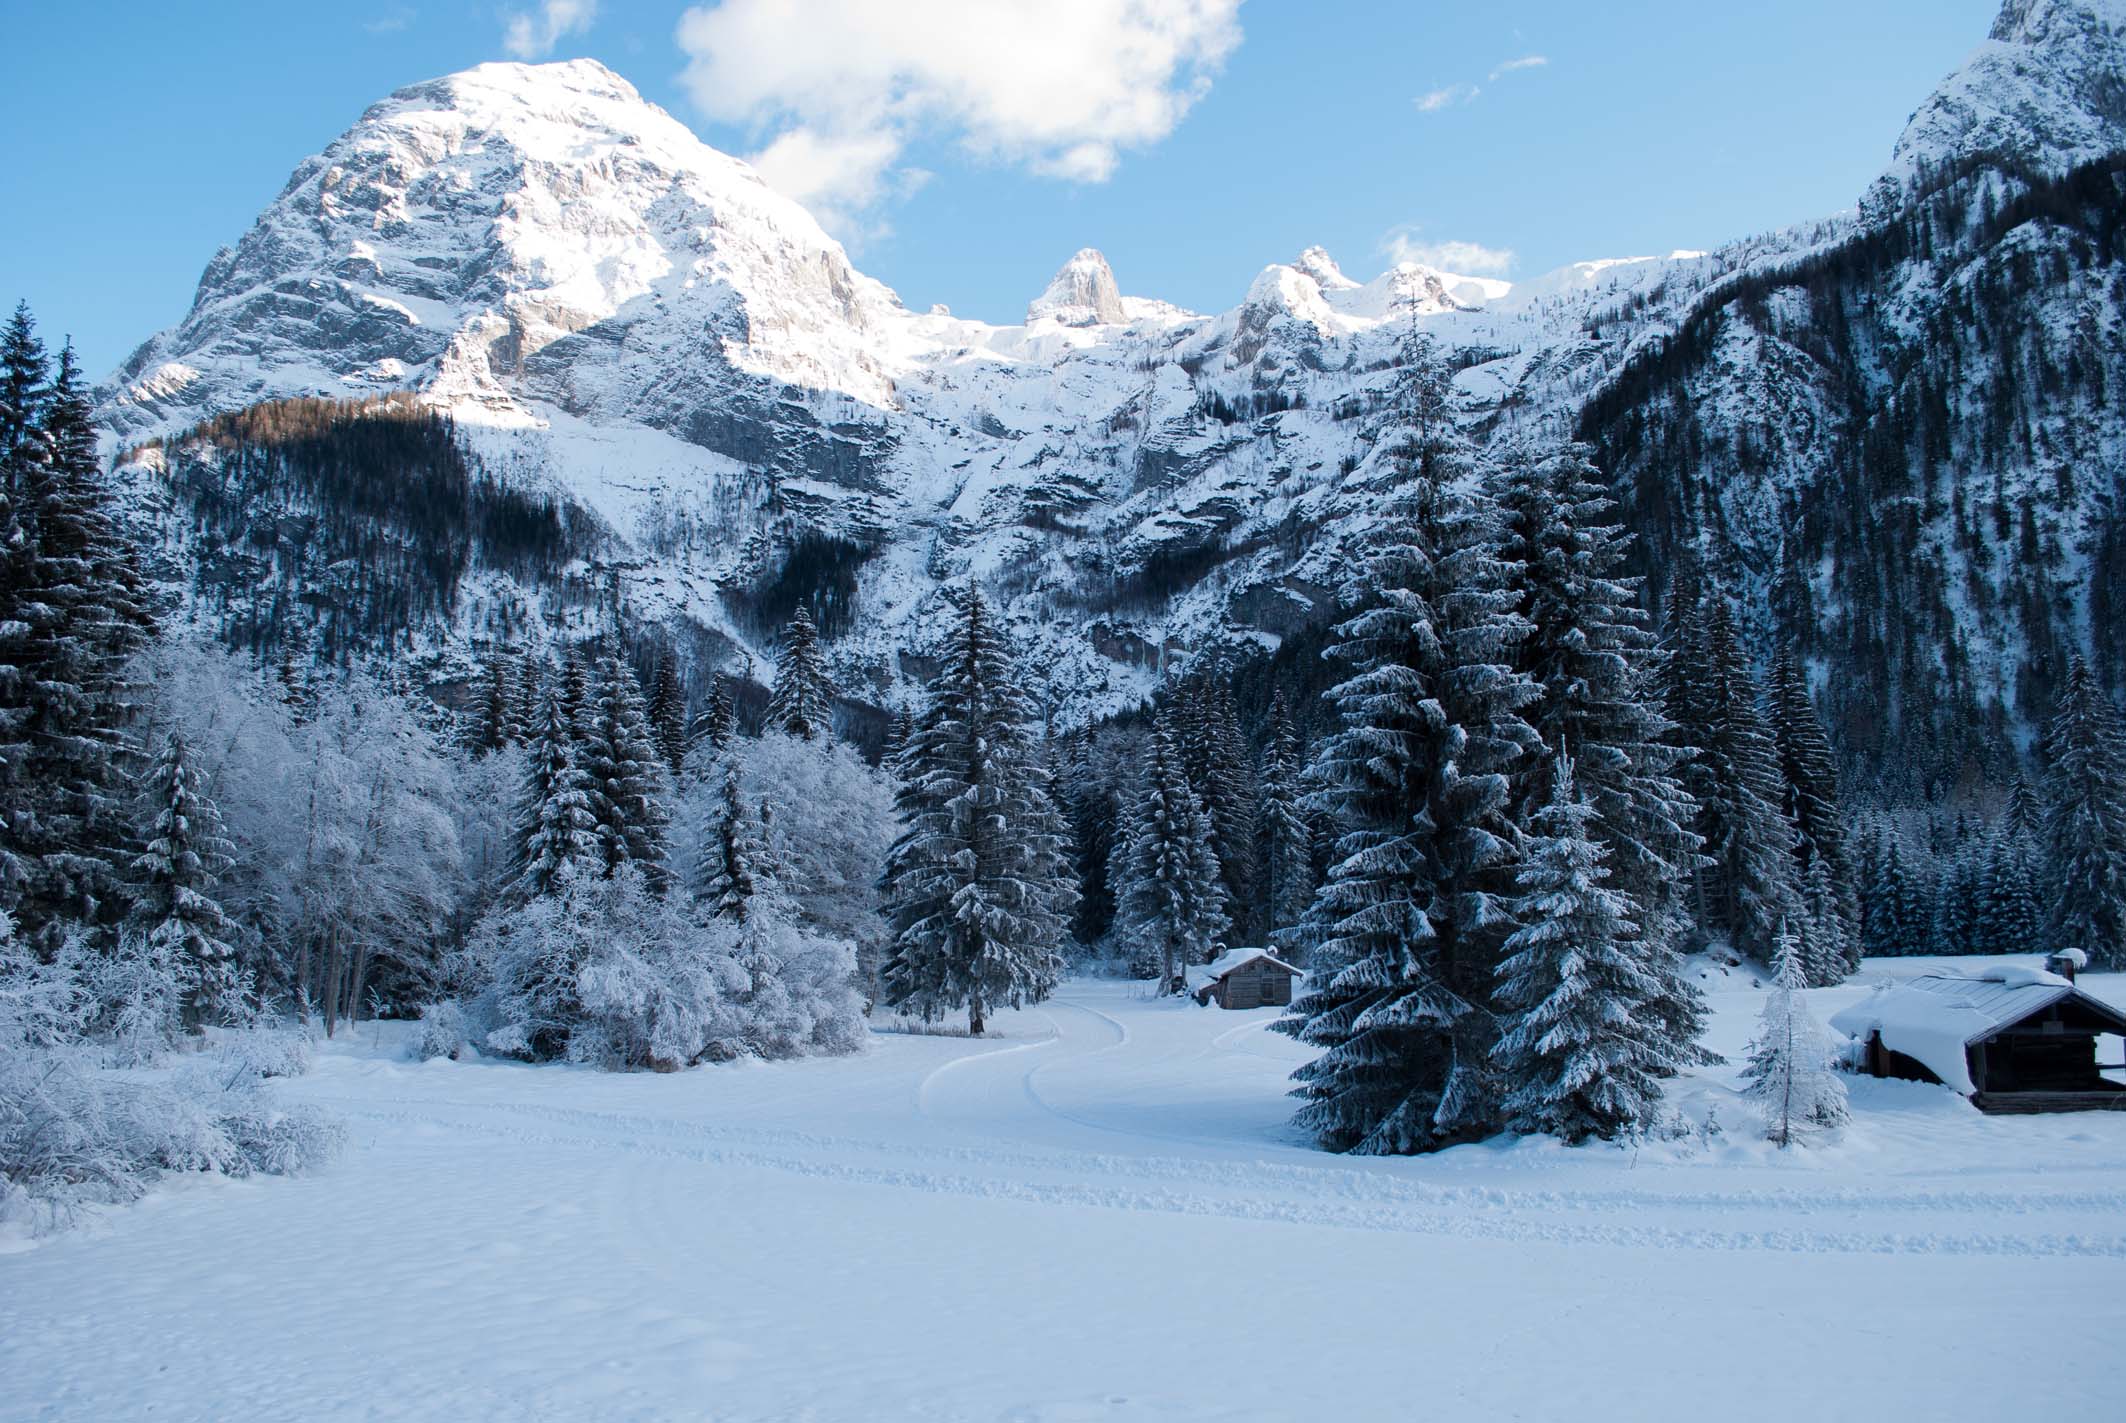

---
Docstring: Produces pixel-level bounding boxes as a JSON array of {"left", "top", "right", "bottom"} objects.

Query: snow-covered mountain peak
[
  {"left": 106, "top": 56, "right": 908, "bottom": 435},
  {"left": 1882, "top": 0, "right": 2126, "bottom": 189},
  {"left": 1291, "top": 246, "right": 1359, "bottom": 292},
  {"left": 1026, "top": 248, "right": 1129, "bottom": 326}
]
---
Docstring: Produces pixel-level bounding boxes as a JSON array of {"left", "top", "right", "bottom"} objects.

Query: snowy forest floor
[{"left": 5, "top": 958, "right": 2123, "bottom": 1422}]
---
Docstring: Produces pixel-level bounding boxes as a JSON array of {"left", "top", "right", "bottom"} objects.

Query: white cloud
[
  {"left": 364, "top": 6, "right": 415, "bottom": 35},
  {"left": 1415, "top": 83, "right": 1479, "bottom": 113},
  {"left": 1381, "top": 230, "right": 1516, "bottom": 275},
  {"left": 674, "top": 0, "right": 1241, "bottom": 231},
  {"left": 503, "top": 0, "right": 598, "bottom": 60},
  {"left": 1487, "top": 54, "right": 1547, "bottom": 81}
]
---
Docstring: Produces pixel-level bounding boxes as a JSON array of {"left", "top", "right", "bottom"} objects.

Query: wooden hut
[
  {"left": 1829, "top": 965, "right": 2126, "bottom": 1114},
  {"left": 1191, "top": 948, "right": 1301, "bottom": 1010}
]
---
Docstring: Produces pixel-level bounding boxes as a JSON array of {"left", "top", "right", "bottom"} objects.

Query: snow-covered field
[{"left": 5, "top": 961, "right": 2123, "bottom": 1422}]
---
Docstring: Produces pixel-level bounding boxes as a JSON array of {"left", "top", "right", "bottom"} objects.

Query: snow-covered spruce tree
[
  {"left": 696, "top": 757, "right": 762, "bottom": 923},
  {"left": 512, "top": 650, "right": 544, "bottom": 741},
  {"left": 1766, "top": 644, "right": 1858, "bottom": 955},
  {"left": 1980, "top": 823, "right": 2047, "bottom": 955},
  {"left": 1739, "top": 926, "right": 1849, "bottom": 1147},
  {"left": 584, "top": 654, "right": 672, "bottom": 889},
  {"left": 510, "top": 696, "right": 601, "bottom": 901},
  {"left": 646, "top": 649, "right": 687, "bottom": 775},
  {"left": 1060, "top": 729, "right": 1121, "bottom": 951},
  {"left": 1177, "top": 665, "right": 1257, "bottom": 945},
  {"left": 767, "top": 605, "right": 833, "bottom": 741},
  {"left": 1667, "top": 587, "right": 1801, "bottom": 963},
  {"left": 693, "top": 672, "right": 739, "bottom": 758},
  {"left": 2042, "top": 658, "right": 2126, "bottom": 968},
  {"left": 1934, "top": 825, "right": 1987, "bottom": 955},
  {"left": 1257, "top": 692, "right": 1314, "bottom": 949},
  {"left": 1112, "top": 712, "right": 1226, "bottom": 993},
  {"left": 1492, "top": 753, "right": 1670, "bottom": 1143},
  {"left": 879, "top": 587, "right": 1075, "bottom": 1034},
  {"left": 0, "top": 330, "right": 155, "bottom": 941},
  {"left": 1496, "top": 443, "right": 1713, "bottom": 1060},
  {"left": 1864, "top": 830, "right": 1932, "bottom": 957},
  {"left": 1799, "top": 848, "right": 1855, "bottom": 984},
  {"left": 472, "top": 652, "right": 517, "bottom": 755},
  {"left": 1273, "top": 441, "right": 1541, "bottom": 1154},
  {"left": 129, "top": 733, "right": 240, "bottom": 1029}
]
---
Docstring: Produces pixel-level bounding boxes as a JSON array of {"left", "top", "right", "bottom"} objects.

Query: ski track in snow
[{"left": 6, "top": 973, "right": 2126, "bottom": 1421}]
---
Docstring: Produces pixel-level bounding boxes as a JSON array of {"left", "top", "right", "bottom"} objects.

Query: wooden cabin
[
  {"left": 1830, "top": 964, "right": 2126, "bottom": 1114},
  {"left": 1191, "top": 948, "right": 1300, "bottom": 1010}
]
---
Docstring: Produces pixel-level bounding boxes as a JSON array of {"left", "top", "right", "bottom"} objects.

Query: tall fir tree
[
  {"left": 585, "top": 655, "right": 672, "bottom": 889},
  {"left": 646, "top": 649, "right": 688, "bottom": 775},
  {"left": 1980, "top": 822, "right": 2047, "bottom": 955},
  {"left": 1112, "top": 713, "right": 1226, "bottom": 992},
  {"left": 1765, "top": 644, "right": 1858, "bottom": 953},
  {"left": 1798, "top": 847, "right": 1856, "bottom": 984},
  {"left": 879, "top": 588, "right": 1076, "bottom": 1034},
  {"left": 2042, "top": 657, "right": 2126, "bottom": 968},
  {"left": 513, "top": 650, "right": 544, "bottom": 741},
  {"left": 0, "top": 326, "right": 155, "bottom": 939},
  {"left": 1668, "top": 587, "right": 1801, "bottom": 963},
  {"left": 768, "top": 605, "right": 834, "bottom": 741},
  {"left": 473, "top": 652, "right": 517, "bottom": 755},
  {"left": 1060, "top": 731, "right": 1120, "bottom": 949},
  {"left": 1176, "top": 665, "right": 1257, "bottom": 945},
  {"left": 1497, "top": 443, "right": 1712, "bottom": 1056},
  {"left": 510, "top": 696, "right": 601, "bottom": 901},
  {"left": 1256, "top": 692, "right": 1314, "bottom": 948},
  {"left": 696, "top": 757, "right": 762, "bottom": 923},
  {"left": 1273, "top": 417, "right": 1541, "bottom": 1154},
  {"left": 130, "top": 731, "right": 241, "bottom": 1028},
  {"left": 1491, "top": 753, "right": 1670, "bottom": 1142},
  {"left": 693, "top": 671, "right": 739, "bottom": 758}
]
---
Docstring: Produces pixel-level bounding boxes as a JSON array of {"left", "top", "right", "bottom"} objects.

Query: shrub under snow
[
  {"left": 0, "top": 924, "right": 342, "bottom": 1235},
  {"left": 461, "top": 864, "right": 864, "bottom": 1072}
]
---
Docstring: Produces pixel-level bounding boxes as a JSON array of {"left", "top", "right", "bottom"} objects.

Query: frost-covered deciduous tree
[
  {"left": 684, "top": 730, "right": 897, "bottom": 987},
  {"left": 1492, "top": 754, "right": 1668, "bottom": 1143},
  {"left": 1112, "top": 713, "right": 1225, "bottom": 993},
  {"left": 467, "top": 861, "right": 861, "bottom": 1070},
  {"left": 130, "top": 733, "right": 239, "bottom": 1029},
  {"left": 1739, "top": 927, "right": 1849, "bottom": 1146},
  {"left": 880, "top": 588, "right": 1074, "bottom": 1034}
]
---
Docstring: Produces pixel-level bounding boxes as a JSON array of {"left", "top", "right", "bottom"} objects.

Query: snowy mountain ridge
[{"left": 99, "top": 0, "right": 2126, "bottom": 756}]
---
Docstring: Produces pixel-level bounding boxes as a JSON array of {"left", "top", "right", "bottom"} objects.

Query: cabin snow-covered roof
[
  {"left": 1192, "top": 947, "right": 1301, "bottom": 985},
  {"left": 1828, "top": 966, "right": 2126, "bottom": 1093}
]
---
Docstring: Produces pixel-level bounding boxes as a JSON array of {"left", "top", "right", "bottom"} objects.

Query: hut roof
[
  {"left": 1197, "top": 947, "right": 1301, "bottom": 983},
  {"left": 1829, "top": 967, "right": 2126, "bottom": 1093}
]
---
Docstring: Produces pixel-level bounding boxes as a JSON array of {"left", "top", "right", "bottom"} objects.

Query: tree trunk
[
  {"left": 968, "top": 995, "right": 985, "bottom": 1037},
  {"left": 323, "top": 924, "right": 343, "bottom": 1038}
]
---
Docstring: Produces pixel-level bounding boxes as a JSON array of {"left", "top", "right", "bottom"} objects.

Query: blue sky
[{"left": 3, "top": 0, "right": 2001, "bottom": 378}]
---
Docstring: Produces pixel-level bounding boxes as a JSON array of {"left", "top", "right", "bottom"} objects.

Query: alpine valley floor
[{"left": 4, "top": 959, "right": 2122, "bottom": 1422}]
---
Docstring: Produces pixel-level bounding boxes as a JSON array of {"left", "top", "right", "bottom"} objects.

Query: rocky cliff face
[{"left": 101, "top": 1, "right": 2126, "bottom": 783}]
